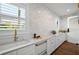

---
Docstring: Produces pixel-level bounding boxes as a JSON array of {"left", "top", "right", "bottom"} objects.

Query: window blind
[{"left": 0, "top": 3, "right": 25, "bottom": 30}]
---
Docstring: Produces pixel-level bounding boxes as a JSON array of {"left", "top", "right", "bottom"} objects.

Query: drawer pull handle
[{"left": 35, "top": 41, "right": 47, "bottom": 46}]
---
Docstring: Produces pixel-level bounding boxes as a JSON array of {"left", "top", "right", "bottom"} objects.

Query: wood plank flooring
[{"left": 51, "top": 41, "right": 79, "bottom": 55}]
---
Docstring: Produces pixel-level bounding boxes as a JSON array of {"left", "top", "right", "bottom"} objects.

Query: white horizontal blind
[
  {"left": 0, "top": 3, "right": 25, "bottom": 30},
  {"left": 20, "top": 8, "right": 25, "bottom": 19},
  {"left": 0, "top": 3, "right": 18, "bottom": 17}
]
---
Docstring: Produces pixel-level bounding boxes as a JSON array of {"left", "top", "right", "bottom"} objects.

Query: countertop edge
[{"left": 0, "top": 35, "right": 58, "bottom": 55}]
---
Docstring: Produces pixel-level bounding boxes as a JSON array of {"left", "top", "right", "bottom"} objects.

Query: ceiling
[
  {"left": 45, "top": 3, "right": 79, "bottom": 17},
  {"left": 11, "top": 3, "right": 79, "bottom": 17}
]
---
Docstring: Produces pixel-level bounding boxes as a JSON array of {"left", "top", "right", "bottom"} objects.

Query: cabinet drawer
[
  {"left": 17, "top": 45, "right": 35, "bottom": 55},
  {"left": 4, "top": 50, "right": 16, "bottom": 55},
  {"left": 35, "top": 42, "right": 47, "bottom": 54},
  {"left": 47, "top": 39, "right": 56, "bottom": 54}
]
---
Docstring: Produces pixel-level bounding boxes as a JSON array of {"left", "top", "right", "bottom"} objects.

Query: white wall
[
  {"left": 0, "top": 4, "right": 30, "bottom": 45},
  {"left": 59, "top": 16, "right": 79, "bottom": 44},
  {"left": 67, "top": 17, "right": 79, "bottom": 44},
  {"left": 29, "top": 4, "right": 59, "bottom": 37},
  {"left": 59, "top": 17, "right": 68, "bottom": 30}
]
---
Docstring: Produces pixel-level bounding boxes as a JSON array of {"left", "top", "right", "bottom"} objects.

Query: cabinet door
[
  {"left": 4, "top": 50, "right": 16, "bottom": 55},
  {"left": 47, "top": 34, "right": 66, "bottom": 55},
  {"left": 47, "top": 37, "right": 56, "bottom": 54},
  {"left": 16, "top": 45, "right": 35, "bottom": 55},
  {"left": 35, "top": 42, "right": 47, "bottom": 55},
  {"left": 57, "top": 34, "right": 65, "bottom": 45}
]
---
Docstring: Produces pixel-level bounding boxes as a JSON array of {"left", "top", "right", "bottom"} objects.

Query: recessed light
[
  {"left": 67, "top": 9, "right": 70, "bottom": 12},
  {"left": 38, "top": 10, "right": 41, "bottom": 13}
]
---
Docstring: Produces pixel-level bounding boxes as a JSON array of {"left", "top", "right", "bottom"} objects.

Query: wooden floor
[{"left": 51, "top": 41, "right": 79, "bottom": 55}]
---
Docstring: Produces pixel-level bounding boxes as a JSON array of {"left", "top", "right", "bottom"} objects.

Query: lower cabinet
[
  {"left": 35, "top": 41, "right": 47, "bottom": 55},
  {"left": 5, "top": 50, "right": 16, "bottom": 55},
  {"left": 16, "top": 45, "right": 35, "bottom": 55},
  {"left": 4, "top": 33, "right": 66, "bottom": 55},
  {"left": 47, "top": 33, "right": 66, "bottom": 55},
  {"left": 5, "top": 44, "right": 35, "bottom": 55},
  {"left": 47, "top": 37, "right": 57, "bottom": 54}
]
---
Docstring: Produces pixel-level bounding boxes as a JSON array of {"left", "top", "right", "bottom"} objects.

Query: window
[{"left": 0, "top": 3, "right": 25, "bottom": 30}]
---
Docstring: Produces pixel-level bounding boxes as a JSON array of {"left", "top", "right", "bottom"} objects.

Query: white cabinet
[
  {"left": 3, "top": 33, "right": 66, "bottom": 55},
  {"left": 5, "top": 50, "right": 16, "bottom": 55},
  {"left": 47, "top": 33, "right": 66, "bottom": 55},
  {"left": 47, "top": 36, "right": 57, "bottom": 54},
  {"left": 4, "top": 44, "right": 35, "bottom": 55},
  {"left": 35, "top": 41, "right": 47, "bottom": 55},
  {"left": 57, "top": 33, "right": 66, "bottom": 46},
  {"left": 16, "top": 45, "right": 35, "bottom": 55}
]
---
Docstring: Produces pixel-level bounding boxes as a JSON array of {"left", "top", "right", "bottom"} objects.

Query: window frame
[{"left": 0, "top": 3, "right": 25, "bottom": 30}]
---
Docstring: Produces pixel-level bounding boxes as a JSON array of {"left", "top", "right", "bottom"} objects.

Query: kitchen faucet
[{"left": 14, "top": 29, "right": 18, "bottom": 41}]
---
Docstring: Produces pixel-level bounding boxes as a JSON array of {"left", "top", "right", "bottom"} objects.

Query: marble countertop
[
  {"left": 0, "top": 34, "right": 61, "bottom": 55},
  {"left": 32, "top": 35, "right": 53, "bottom": 43},
  {"left": 0, "top": 40, "right": 35, "bottom": 55}
]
